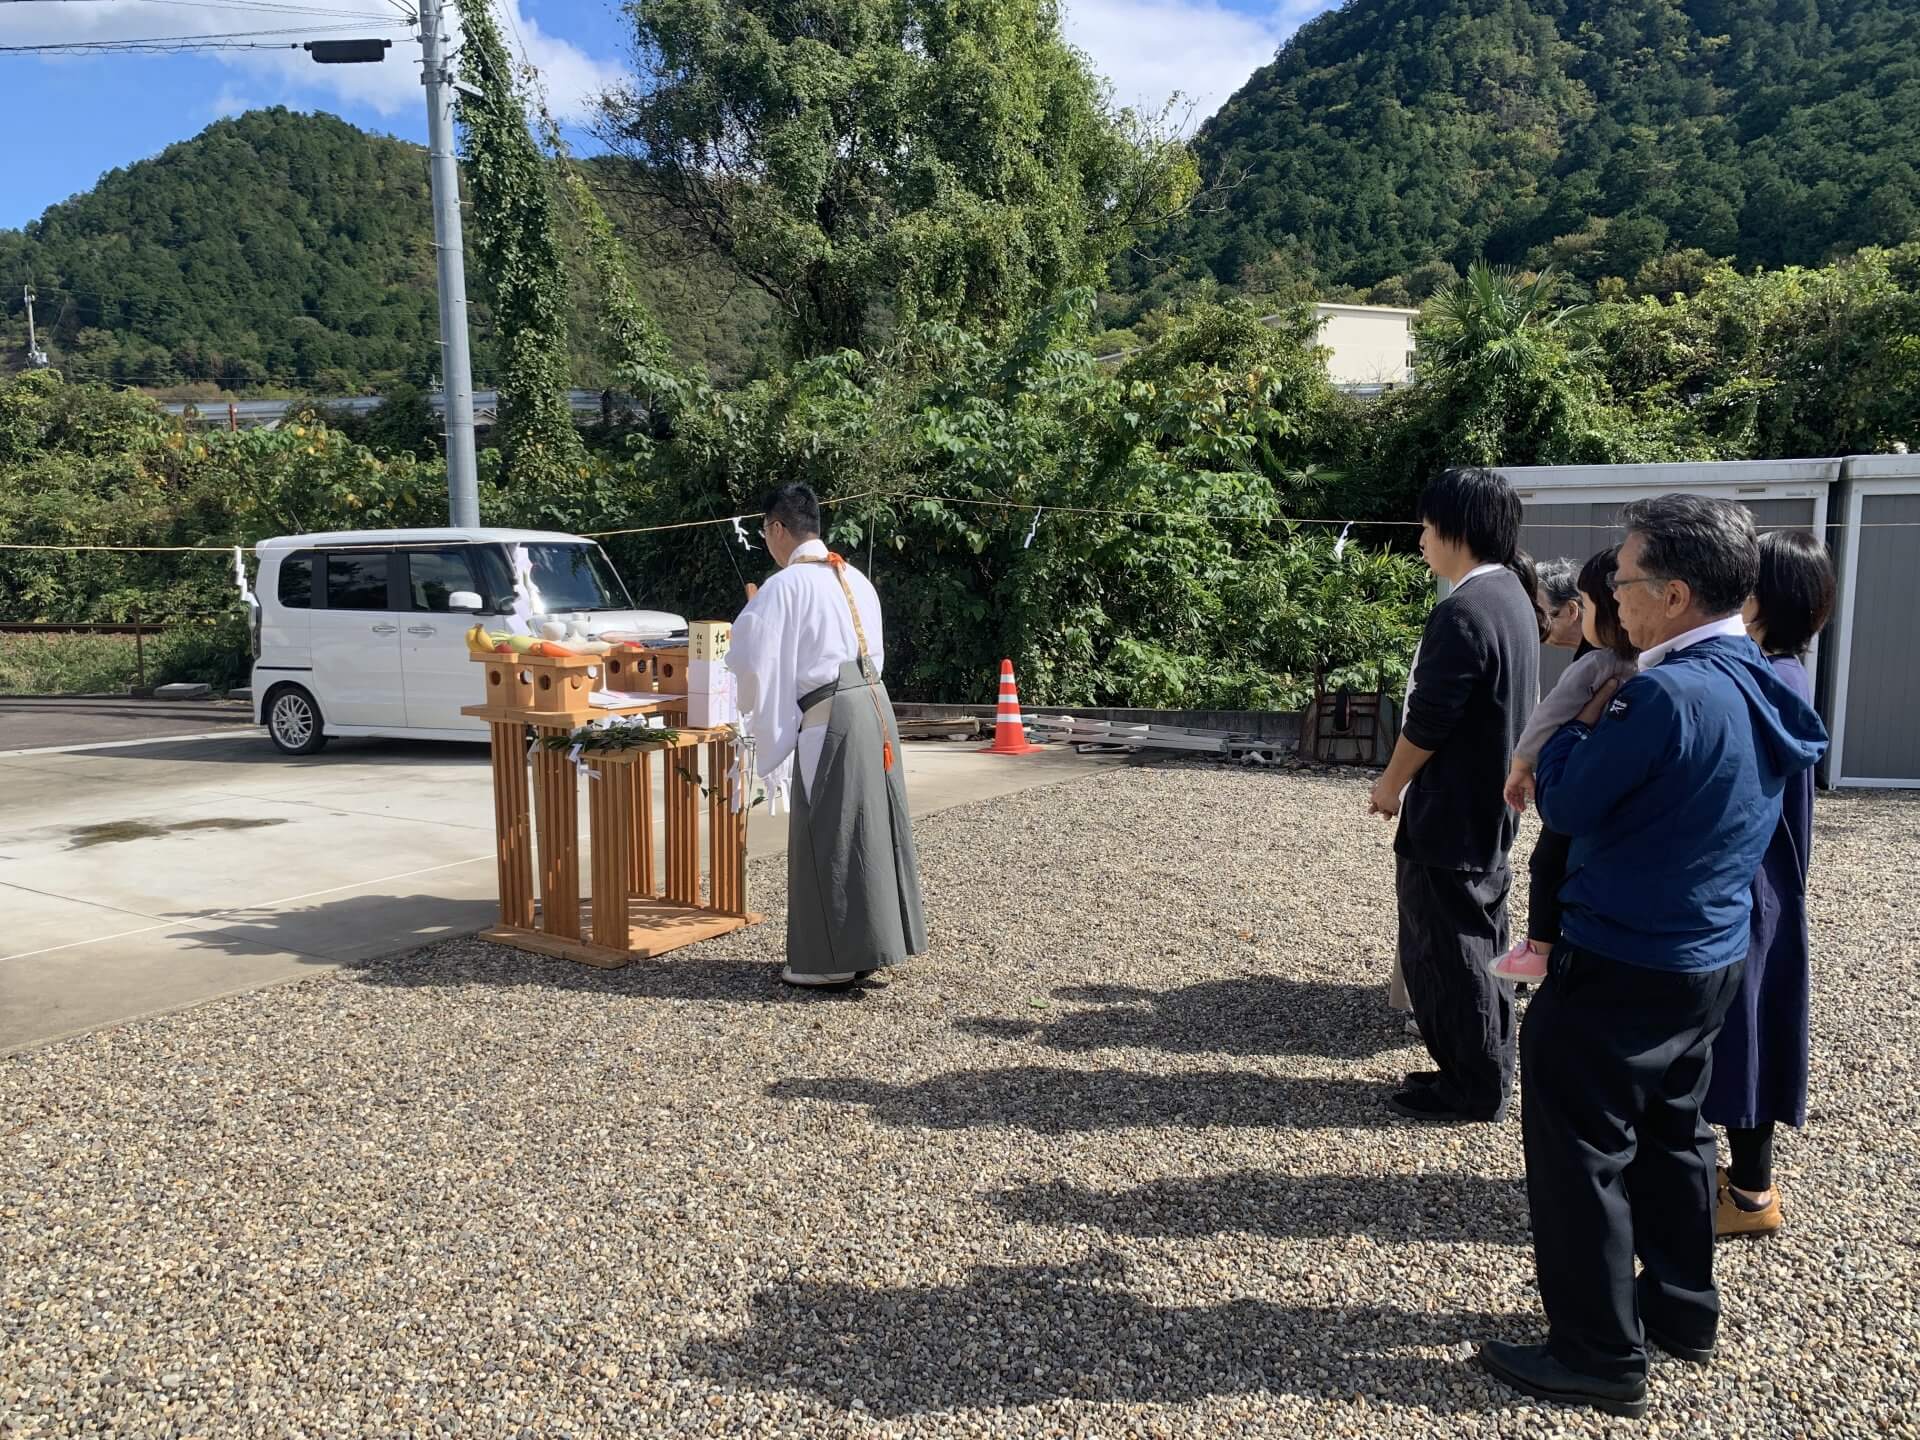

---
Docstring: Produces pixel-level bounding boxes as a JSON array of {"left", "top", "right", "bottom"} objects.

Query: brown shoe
[{"left": 1716, "top": 1174, "right": 1782, "bottom": 1237}]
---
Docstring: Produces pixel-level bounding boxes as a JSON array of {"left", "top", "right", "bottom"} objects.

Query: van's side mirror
[{"left": 448, "top": 590, "right": 485, "bottom": 613}]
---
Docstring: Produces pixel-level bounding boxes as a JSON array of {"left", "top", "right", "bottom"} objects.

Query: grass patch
[
  {"left": 0, "top": 632, "right": 140, "bottom": 695},
  {"left": 0, "top": 617, "right": 251, "bottom": 696}
]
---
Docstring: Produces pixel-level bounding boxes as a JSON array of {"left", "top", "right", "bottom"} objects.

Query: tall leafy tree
[{"left": 598, "top": 0, "right": 1198, "bottom": 357}]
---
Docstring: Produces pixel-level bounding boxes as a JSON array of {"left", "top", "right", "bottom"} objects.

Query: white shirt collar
[
  {"left": 1456, "top": 562, "right": 1507, "bottom": 586},
  {"left": 788, "top": 538, "right": 829, "bottom": 564},
  {"left": 1637, "top": 614, "right": 1748, "bottom": 671}
]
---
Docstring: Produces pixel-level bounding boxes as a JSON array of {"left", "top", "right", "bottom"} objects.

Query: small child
[{"left": 1489, "top": 546, "right": 1641, "bottom": 981}]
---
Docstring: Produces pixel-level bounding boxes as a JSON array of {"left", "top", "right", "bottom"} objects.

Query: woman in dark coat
[{"left": 1704, "top": 530, "right": 1837, "bottom": 1237}]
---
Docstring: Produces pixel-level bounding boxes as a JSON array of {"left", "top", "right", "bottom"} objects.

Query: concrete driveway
[
  {"left": 0, "top": 728, "right": 1113, "bottom": 1055},
  {"left": 0, "top": 695, "right": 256, "bottom": 749}
]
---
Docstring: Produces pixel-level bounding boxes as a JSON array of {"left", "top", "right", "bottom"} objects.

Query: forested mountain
[
  {"left": 1, "top": 111, "right": 440, "bottom": 392},
  {"left": 1142, "top": 0, "right": 1920, "bottom": 301},
  {"left": 0, "top": 108, "right": 778, "bottom": 394}
]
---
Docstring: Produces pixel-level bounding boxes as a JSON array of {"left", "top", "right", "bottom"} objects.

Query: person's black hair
[
  {"left": 1750, "top": 529, "right": 1836, "bottom": 656},
  {"left": 1537, "top": 556, "right": 1581, "bottom": 609},
  {"left": 761, "top": 482, "right": 822, "bottom": 539},
  {"left": 1619, "top": 493, "right": 1758, "bottom": 617},
  {"left": 1419, "top": 466, "right": 1541, "bottom": 635},
  {"left": 1577, "top": 546, "right": 1639, "bottom": 660}
]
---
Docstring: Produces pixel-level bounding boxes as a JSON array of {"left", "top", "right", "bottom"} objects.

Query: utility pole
[
  {"left": 24, "top": 285, "right": 50, "bottom": 368},
  {"left": 418, "top": 0, "right": 480, "bottom": 527}
]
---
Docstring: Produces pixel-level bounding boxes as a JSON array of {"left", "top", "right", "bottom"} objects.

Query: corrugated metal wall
[{"left": 1834, "top": 487, "right": 1920, "bottom": 784}]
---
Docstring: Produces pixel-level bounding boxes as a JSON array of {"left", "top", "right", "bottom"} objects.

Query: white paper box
[
  {"left": 687, "top": 658, "right": 728, "bottom": 694},
  {"left": 686, "top": 668, "right": 738, "bottom": 728}
]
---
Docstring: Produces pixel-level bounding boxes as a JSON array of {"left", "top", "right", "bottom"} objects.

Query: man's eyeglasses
[{"left": 1606, "top": 572, "right": 1669, "bottom": 594}]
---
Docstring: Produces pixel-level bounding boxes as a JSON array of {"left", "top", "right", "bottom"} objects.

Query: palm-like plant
[{"left": 1421, "top": 261, "right": 1590, "bottom": 375}]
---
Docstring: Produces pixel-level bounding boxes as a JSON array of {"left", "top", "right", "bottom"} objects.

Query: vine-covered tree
[
  {"left": 453, "top": 0, "right": 591, "bottom": 500},
  {"left": 598, "top": 0, "right": 1199, "bottom": 357}
]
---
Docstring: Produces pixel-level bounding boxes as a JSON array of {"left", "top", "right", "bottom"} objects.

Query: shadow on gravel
[
  {"left": 351, "top": 945, "right": 881, "bottom": 1004},
  {"left": 957, "top": 977, "right": 1405, "bottom": 1061},
  {"left": 768, "top": 1068, "right": 1396, "bottom": 1132},
  {"left": 683, "top": 1257, "right": 1518, "bottom": 1416},
  {"left": 991, "top": 1170, "right": 1530, "bottom": 1245}
]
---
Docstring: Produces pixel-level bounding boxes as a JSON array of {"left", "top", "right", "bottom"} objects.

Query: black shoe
[
  {"left": 778, "top": 969, "right": 861, "bottom": 991},
  {"left": 1404, "top": 1069, "right": 1441, "bottom": 1088},
  {"left": 1637, "top": 1273, "right": 1717, "bottom": 1364},
  {"left": 1387, "top": 1087, "right": 1472, "bottom": 1123},
  {"left": 1476, "top": 1341, "right": 1648, "bottom": 1419},
  {"left": 1643, "top": 1321, "right": 1714, "bottom": 1365}
]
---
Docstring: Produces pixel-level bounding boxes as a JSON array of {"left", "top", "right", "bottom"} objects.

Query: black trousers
[
  {"left": 1526, "top": 825, "right": 1573, "bottom": 945},
  {"left": 1395, "top": 857, "right": 1515, "bottom": 1121},
  {"left": 1521, "top": 945, "right": 1744, "bottom": 1383}
]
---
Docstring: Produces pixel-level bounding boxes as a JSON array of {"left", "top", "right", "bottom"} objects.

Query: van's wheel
[{"left": 266, "top": 684, "right": 328, "bottom": 755}]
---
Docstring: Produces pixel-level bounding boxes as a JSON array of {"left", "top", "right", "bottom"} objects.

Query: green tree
[
  {"left": 1418, "top": 263, "right": 1586, "bottom": 376},
  {"left": 599, "top": 0, "right": 1198, "bottom": 357},
  {"left": 1594, "top": 243, "right": 1920, "bottom": 457},
  {"left": 1332, "top": 262, "right": 1676, "bottom": 520},
  {"left": 1598, "top": 215, "right": 1670, "bottom": 282}
]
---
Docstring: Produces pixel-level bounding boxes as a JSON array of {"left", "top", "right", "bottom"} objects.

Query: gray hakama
[{"left": 784, "top": 659, "right": 928, "bottom": 976}]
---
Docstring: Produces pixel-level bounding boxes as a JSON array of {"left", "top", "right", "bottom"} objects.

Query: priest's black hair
[{"left": 762, "top": 482, "right": 822, "bottom": 538}]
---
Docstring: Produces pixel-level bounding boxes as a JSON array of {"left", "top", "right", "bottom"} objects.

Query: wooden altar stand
[{"left": 462, "top": 646, "right": 759, "bottom": 968}]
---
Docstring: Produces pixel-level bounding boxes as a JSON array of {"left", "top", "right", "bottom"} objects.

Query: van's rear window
[{"left": 278, "top": 553, "right": 314, "bottom": 608}]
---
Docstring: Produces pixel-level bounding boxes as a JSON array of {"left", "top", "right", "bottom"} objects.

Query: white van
[{"left": 249, "top": 527, "right": 685, "bottom": 754}]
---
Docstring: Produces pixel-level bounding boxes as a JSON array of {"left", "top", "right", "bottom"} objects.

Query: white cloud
[
  {"left": 0, "top": 0, "right": 622, "bottom": 125},
  {"left": 207, "top": 85, "right": 260, "bottom": 120},
  {"left": 1060, "top": 0, "right": 1327, "bottom": 130}
]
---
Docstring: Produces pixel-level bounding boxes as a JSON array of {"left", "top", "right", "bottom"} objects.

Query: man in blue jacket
[{"left": 1478, "top": 495, "right": 1827, "bottom": 1419}]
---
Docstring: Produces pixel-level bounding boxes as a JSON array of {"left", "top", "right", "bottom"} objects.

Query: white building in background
[
  {"left": 1093, "top": 300, "right": 1420, "bottom": 393},
  {"left": 1311, "top": 302, "right": 1419, "bottom": 389}
]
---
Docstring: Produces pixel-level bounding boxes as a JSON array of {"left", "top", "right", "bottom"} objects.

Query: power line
[
  {"left": 1, "top": 19, "right": 410, "bottom": 51},
  {"left": 490, "top": 0, "right": 528, "bottom": 72},
  {"left": 0, "top": 0, "right": 400, "bottom": 17},
  {"left": 7, "top": 501, "right": 1919, "bottom": 557}
]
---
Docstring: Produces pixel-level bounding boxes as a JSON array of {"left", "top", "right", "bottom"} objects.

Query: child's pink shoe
[{"left": 1489, "top": 939, "right": 1549, "bottom": 981}]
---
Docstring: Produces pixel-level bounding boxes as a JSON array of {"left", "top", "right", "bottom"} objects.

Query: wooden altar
[{"left": 461, "top": 646, "right": 759, "bottom": 968}]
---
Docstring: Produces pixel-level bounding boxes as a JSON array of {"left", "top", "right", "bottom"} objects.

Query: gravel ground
[{"left": 3, "top": 763, "right": 1917, "bottom": 1439}]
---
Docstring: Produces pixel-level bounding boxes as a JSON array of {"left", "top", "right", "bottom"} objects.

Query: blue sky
[{"left": 0, "top": 0, "right": 1335, "bottom": 231}]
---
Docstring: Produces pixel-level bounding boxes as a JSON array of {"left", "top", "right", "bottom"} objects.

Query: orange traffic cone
[{"left": 982, "top": 659, "right": 1043, "bottom": 755}]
